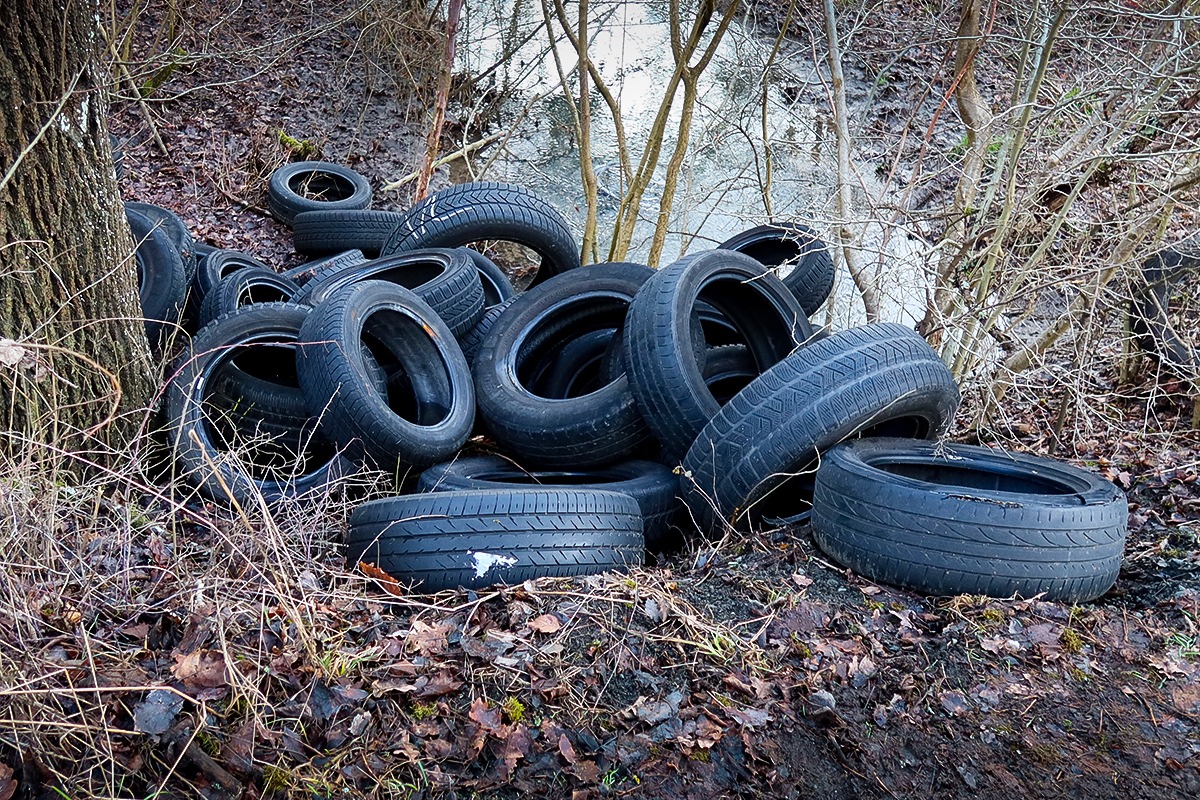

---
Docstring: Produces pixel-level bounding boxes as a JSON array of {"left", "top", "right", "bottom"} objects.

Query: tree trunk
[{"left": 0, "top": 0, "right": 154, "bottom": 456}]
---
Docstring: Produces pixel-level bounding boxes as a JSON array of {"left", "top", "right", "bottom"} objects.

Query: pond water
[{"left": 454, "top": 0, "right": 929, "bottom": 328}]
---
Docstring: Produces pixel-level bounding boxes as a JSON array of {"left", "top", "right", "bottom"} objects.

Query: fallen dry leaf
[
  {"left": 359, "top": 561, "right": 406, "bottom": 598},
  {"left": 173, "top": 649, "right": 227, "bottom": 690},
  {"left": 528, "top": 614, "right": 562, "bottom": 634},
  {"left": 0, "top": 763, "right": 14, "bottom": 800},
  {"left": 469, "top": 697, "right": 502, "bottom": 733}
]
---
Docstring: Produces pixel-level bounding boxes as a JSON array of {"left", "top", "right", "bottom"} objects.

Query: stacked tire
[{"left": 156, "top": 166, "right": 1127, "bottom": 602}]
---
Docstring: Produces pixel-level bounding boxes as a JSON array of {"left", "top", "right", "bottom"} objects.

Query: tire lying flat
[
  {"left": 812, "top": 438, "right": 1128, "bottom": 602},
  {"left": 348, "top": 488, "right": 644, "bottom": 591},
  {"left": 291, "top": 209, "right": 406, "bottom": 257},
  {"left": 268, "top": 161, "right": 372, "bottom": 225},
  {"left": 681, "top": 323, "right": 960, "bottom": 531},
  {"left": 418, "top": 455, "right": 681, "bottom": 551}
]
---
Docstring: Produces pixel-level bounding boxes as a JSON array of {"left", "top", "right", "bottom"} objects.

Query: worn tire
[
  {"left": 268, "top": 161, "right": 372, "bottom": 225},
  {"left": 297, "top": 280, "right": 474, "bottom": 470},
  {"left": 199, "top": 266, "right": 301, "bottom": 327},
  {"left": 380, "top": 182, "right": 581, "bottom": 287},
  {"left": 193, "top": 250, "right": 270, "bottom": 302},
  {"left": 280, "top": 249, "right": 368, "bottom": 285},
  {"left": 474, "top": 262, "right": 655, "bottom": 468},
  {"left": 681, "top": 324, "right": 960, "bottom": 531},
  {"left": 719, "top": 223, "right": 834, "bottom": 316},
  {"left": 126, "top": 207, "right": 187, "bottom": 352},
  {"left": 348, "top": 489, "right": 644, "bottom": 591},
  {"left": 125, "top": 201, "right": 197, "bottom": 281},
  {"left": 293, "top": 249, "right": 485, "bottom": 338},
  {"left": 165, "top": 302, "right": 351, "bottom": 504},
  {"left": 812, "top": 439, "right": 1128, "bottom": 602},
  {"left": 623, "top": 250, "right": 813, "bottom": 462},
  {"left": 419, "top": 455, "right": 682, "bottom": 551},
  {"left": 292, "top": 209, "right": 406, "bottom": 257}
]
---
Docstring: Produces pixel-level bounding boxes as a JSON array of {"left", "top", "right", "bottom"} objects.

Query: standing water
[{"left": 452, "top": 0, "right": 928, "bottom": 327}]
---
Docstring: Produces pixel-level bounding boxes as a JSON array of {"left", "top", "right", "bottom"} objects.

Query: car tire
[
  {"left": 719, "top": 222, "right": 834, "bottom": 316},
  {"left": 348, "top": 489, "right": 644, "bottom": 591},
  {"left": 293, "top": 248, "right": 485, "bottom": 338},
  {"left": 380, "top": 182, "right": 581, "bottom": 287},
  {"left": 418, "top": 455, "right": 682, "bottom": 551},
  {"left": 165, "top": 302, "right": 352, "bottom": 504},
  {"left": 812, "top": 438, "right": 1128, "bottom": 602},
  {"left": 680, "top": 323, "right": 960, "bottom": 530},
  {"left": 267, "top": 161, "right": 372, "bottom": 225},
  {"left": 474, "top": 262, "right": 655, "bottom": 468},
  {"left": 623, "top": 249, "right": 813, "bottom": 462},
  {"left": 297, "top": 280, "right": 475, "bottom": 470},
  {"left": 199, "top": 266, "right": 301, "bottom": 327},
  {"left": 291, "top": 209, "right": 406, "bottom": 257}
]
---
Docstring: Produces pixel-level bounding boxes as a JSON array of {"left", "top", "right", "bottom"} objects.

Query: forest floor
[{"left": 2, "top": 1, "right": 1198, "bottom": 798}]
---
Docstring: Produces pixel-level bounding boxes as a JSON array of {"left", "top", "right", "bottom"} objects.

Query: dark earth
[{"left": 2, "top": 1, "right": 1198, "bottom": 798}]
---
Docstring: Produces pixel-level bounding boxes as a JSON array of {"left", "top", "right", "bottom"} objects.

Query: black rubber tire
[
  {"left": 267, "top": 161, "right": 372, "bottom": 225},
  {"left": 812, "top": 438, "right": 1128, "bottom": 602},
  {"left": 193, "top": 249, "right": 271, "bottom": 303},
  {"left": 297, "top": 280, "right": 475, "bottom": 470},
  {"left": 347, "top": 489, "right": 644, "bottom": 591},
  {"left": 463, "top": 248, "right": 516, "bottom": 305},
  {"left": 530, "top": 327, "right": 616, "bottom": 399},
  {"left": 1131, "top": 248, "right": 1199, "bottom": 373},
  {"left": 165, "top": 302, "right": 352, "bottom": 504},
  {"left": 418, "top": 456, "right": 682, "bottom": 552},
  {"left": 380, "top": 182, "right": 582, "bottom": 287},
  {"left": 293, "top": 249, "right": 485, "bottom": 338},
  {"left": 199, "top": 266, "right": 301, "bottom": 327},
  {"left": 125, "top": 201, "right": 197, "bottom": 281},
  {"left": 702, "top": 345, "right": 757, "bottom": 405},
  {"left": 681, "top": 323, "right": 960, "bottom": 531},
  {"left": 719, "top": 223, "right": 835, "bottom": 316},
  {"left": 126, "top": 207, "right": 187, "bottom": 352},
  {"left": 459, "top": 297, "right": 517, "bottom": 366},
  {"left": 292, "top": 209, "right": 406, "bottom": 257},
  {"left": 623, "top": 250, "right": 814, "bottom": 462},
  {"left": 280, "top": 249, "right": 368, "bottom": 285},
  {"left": 474, "top": 262, "right": 656, "bottom": 468}
]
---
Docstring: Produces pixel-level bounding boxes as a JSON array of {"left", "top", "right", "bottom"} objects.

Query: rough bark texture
[{"left": 0, "top": 0, "right": 153, "bottom": 454}]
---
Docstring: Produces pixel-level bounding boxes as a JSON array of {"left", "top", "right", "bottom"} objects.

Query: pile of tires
[{"left": 154, "top": 163, "right": 1127, "bottom": 601}]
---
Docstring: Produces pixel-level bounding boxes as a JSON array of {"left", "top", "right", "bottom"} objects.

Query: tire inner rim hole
[
  {"left": 361, "top": 309, "right": 453, "bottom": 426},
  {"left": 514, "top": 295, "right": 629, "bottom": 399},
  {"left": 202, "top": 340, "right": 336, "bottom": 476},
  {"left": 239, "top": 282, "right": 291, "bottom": 308},
  {"left": 476, "top": 468, "right": 619, "bottom": 486},
  {"left": 873, "top": 459, "right": 1077, "bottom": 496},
  {"left": 466, "top": 241, "right": 541, "bottom": 293},
  {"left": 697, "top": 278, "right": 798, "bottom": 373},
  {"left": 367, "top": 261, "right": 445, "bottom": 290},
  {"left": 289, "top": 172, "right": 355, "bottom": 201}
]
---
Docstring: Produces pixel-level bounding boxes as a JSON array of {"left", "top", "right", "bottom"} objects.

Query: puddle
[{"left": 455, "top": 0, "right": 929, "bottom": 327}]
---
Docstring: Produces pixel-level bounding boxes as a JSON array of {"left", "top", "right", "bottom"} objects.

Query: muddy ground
[{"left": 2, "top": 1, "right": 1198, "bottom": 798}]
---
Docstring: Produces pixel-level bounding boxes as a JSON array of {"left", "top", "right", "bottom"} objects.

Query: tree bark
[{"left": 0, "top": 0, "right": 154, "bottom": 455}]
